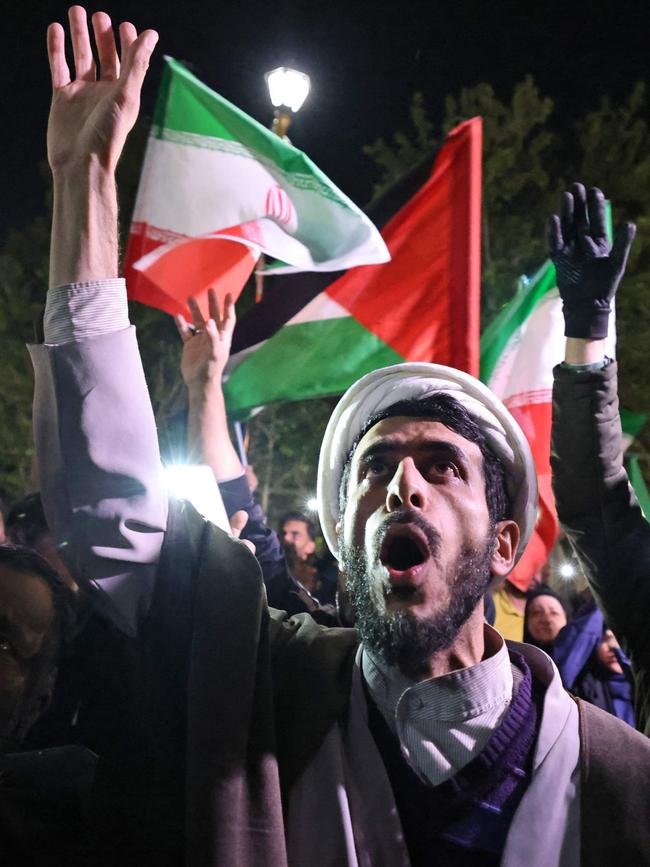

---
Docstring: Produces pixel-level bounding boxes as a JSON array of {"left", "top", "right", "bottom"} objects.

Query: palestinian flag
[
  {"left": 124, "top": 57, "right": 389, "bottom": 319},
  {"left": 480, "top": 260, "right": 618, "bottom": 590},
  {"left": 224, "top": 117, "right": 482, "bottom": 417}
]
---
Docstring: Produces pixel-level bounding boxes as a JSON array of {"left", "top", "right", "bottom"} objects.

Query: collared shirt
[{"left": 362, "top": 625, "right": 523, "bottom": 786}]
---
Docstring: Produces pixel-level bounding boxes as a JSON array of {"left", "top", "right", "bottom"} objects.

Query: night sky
[{"left": 2, "top": 0, "right": 649, "bottom": 236}]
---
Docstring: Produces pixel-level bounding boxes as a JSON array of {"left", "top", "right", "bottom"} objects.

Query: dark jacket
[
  {"left": 0, "top": 746, "right": 96, "bottom": 865},
  {"left": 83, "top": 497, "right": 288, "bottom": 867},
  {"left": 268, "top": 600, "right": 650, "bottom": 865},
  {"left": 552, "top": 360, "right": 650, "bottom": 735}
]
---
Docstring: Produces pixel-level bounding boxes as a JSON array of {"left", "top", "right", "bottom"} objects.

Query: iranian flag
[
  {"left": 123, "top": 57, "right": 389, "bottom": 318},
  {"left": 480, "top": 260, "right": 617, "bottom": 589},
  {"left": 224, "top": 118, "right": 482, "bottom": 417}
]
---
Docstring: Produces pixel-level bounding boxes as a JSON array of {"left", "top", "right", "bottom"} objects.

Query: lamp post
[
  {"left": 254, "top": 66, "right": 311, "bottom": 304},
  {"left": 264, "top": 66, "right": 311, "bottom": 140}
]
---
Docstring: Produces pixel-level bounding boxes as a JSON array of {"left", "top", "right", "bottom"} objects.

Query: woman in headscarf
[{"left": 552, "top": 603, "right": 636, "bottom": 727}]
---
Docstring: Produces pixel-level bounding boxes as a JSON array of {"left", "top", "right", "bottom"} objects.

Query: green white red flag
[
  {"left": 480, "top": 260, "right": 617, "bottom": 590},
  {"left": 123, "top": 57, "right": 389, "bottom": 318},
  {"left": 224, "top": 118, "right": 483, "bottom": 417}
]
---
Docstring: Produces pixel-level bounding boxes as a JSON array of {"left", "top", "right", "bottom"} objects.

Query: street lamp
[
  {"left": 558, "top": 562, "right": 576, "bottom": 580},
  {"left": 265, "top": 66, "right": 310, "bottom": 139}
]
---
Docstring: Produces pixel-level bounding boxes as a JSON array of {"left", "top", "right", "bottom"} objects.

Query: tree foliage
[
  {"left": 573, "top": 83, "right": 650, "bottom": 451},
  {"left": 366, "top": 77, "right": 561, "bottom": 324},
  {"left": 0, "top": 195, "right": 50, "bottom": 500},
  {"left": 244, "top": 397, "right": 336, "bottom": 529}
]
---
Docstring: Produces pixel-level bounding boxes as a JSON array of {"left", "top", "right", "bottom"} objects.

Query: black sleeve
[{"left": 551, "top": 360, "right": 650, "bottom": 729}]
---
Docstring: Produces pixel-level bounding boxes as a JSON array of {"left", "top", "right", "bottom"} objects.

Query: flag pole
[
  {"left": 230, "top": 102, "right": 287, "bottom": 463},
  {"left": 233, "top": 421, "right": 248, "bottom": 467}
]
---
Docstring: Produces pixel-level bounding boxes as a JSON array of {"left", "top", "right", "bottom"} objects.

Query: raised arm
[
  {"left": 176, "top": 290, "right": 244, "bottom": 480},
  {"left": 176, "top": 295, "right": 322, "bottom": 614},
  {"left": 30, "top": 7, "right": 164, "bottom": 636},
  {"left": 548, "top": 184, "right": 650, "bottom": 698}
]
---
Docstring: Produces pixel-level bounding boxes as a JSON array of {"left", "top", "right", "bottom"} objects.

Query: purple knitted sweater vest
[{"left": 366, "top": 651, "right": 542, "bottom": 867}]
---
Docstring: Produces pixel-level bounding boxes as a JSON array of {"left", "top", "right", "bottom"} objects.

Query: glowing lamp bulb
[
  {"left": 305, "top": 496, "right": 318, "bottom": 513},
  {"left": 558, "top": 562, "right": 576, "bottom": 580},
  {"left": 265, "top": 67, "right": 311, "bottom": 112}
]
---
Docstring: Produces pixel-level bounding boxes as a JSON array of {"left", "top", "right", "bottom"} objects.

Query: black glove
[{"left": 547, "top": 183, "right": 636, "bottom": 339}]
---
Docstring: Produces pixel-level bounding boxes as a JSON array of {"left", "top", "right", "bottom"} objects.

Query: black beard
[{"left": 341, "top": 523, "right": 495, "bottom": 680}]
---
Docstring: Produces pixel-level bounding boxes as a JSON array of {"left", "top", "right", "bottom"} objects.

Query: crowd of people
[{"left": 1, "top": 5, "right": 650, "bottom": 865}]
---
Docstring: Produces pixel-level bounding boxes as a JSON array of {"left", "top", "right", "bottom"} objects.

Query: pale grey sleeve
[{"left": 29, "top": 326, "right": 168, "bottom": 637}]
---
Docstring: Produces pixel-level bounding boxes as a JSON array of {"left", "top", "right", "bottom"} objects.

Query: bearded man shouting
[{"left": 274, "top": 366, "right": 555, "bottom": 865}]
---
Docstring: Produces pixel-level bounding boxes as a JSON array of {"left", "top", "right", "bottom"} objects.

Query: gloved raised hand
[{"left": 547, "top": 183, "right": 636, "bottom": 339}]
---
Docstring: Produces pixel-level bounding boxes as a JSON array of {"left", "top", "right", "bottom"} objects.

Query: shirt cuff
[
  {"left": 559, "top": 356, "right": 612, "bottom": 372},
  {"left": 44, "top": 278, "right": 129, "bottom": 345}
]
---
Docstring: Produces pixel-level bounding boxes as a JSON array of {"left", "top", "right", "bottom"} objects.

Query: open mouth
[{"left": 380, "top": 526, "right": 429, "bottom": 573}]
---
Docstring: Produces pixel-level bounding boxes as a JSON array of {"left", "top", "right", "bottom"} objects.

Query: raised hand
[
  {"left": 47, "top": 6, "right": 158, "bottom": 174},
  {"left": 175, "top": 290, "right": 237, "bottom": 387},
  {"left": 547, "top": 183, "right": 636, "bottom": 339},
  {"left": 177, "top": 290, "right": 244, "bottom": 482}
]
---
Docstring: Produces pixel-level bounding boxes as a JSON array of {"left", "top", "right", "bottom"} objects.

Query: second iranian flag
[{"left": 481, "top": 260, "right": 616, "bottom": 588}]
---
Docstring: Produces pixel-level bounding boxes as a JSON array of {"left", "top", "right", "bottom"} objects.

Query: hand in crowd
[
  {"left": 46, "top": 6, "right": 158, "bottom": 174},
  {"left": 229, "top": 509, "right": 255, "bottom": 554},
  {"left": 175, "top": 290, "right": 236, "bottom": 387},
  {"left": 547, "top": 182, "right": 636, "bottom": 339}
]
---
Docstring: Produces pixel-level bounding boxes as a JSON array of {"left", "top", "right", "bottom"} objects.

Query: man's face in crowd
[
  {"left": 0, "top": 564, "right": 58, "bottom": 752},
  {"left": 281, "top": 519, "right": 316, "bottom": 561},
  {"left": 338, "top": 416, "right": 516, "bottom": 678},
  {"left": 526, "top": 595, "right": 567, "bottom": 645}
]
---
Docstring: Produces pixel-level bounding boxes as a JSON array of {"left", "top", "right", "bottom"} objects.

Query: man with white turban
[
  {"left": 317, "top": 362, "right": 536, "bottom": 684},
  {"left": 273, "top": 365, "right": 556, "bottom": 862},
  {"left": 32, "top": 8, "right": 650, "bottom": 864},
  {"left": 271, "top": 359, "right": 650, "bottom": 867}
]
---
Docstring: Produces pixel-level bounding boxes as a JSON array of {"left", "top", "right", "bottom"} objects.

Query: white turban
[{"left": 316, "top": 362, "right": 537, "bottom": 563}]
